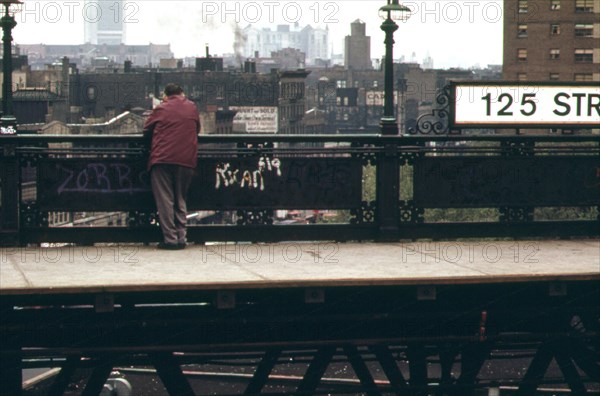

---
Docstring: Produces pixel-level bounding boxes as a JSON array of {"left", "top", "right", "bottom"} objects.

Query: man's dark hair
[{"left": 164, "top": 83, "right": 183, "bottom": 97}]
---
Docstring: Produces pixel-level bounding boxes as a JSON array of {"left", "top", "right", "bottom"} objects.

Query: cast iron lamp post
[
  {"left": 379, "top": 0, "right": 410, "bottom": 135},
  {"left": 0, "top": 0, "right": 21, "bottom": 132}
]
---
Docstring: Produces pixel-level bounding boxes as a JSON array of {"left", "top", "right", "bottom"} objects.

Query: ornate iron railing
[{"left": 1, "top": 134, "right": 598, "bottom": 245}]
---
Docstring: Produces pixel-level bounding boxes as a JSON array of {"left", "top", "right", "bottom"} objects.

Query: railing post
[
  {"left": 0, "top": 138, "right": 19, "bottom": 246},
  {"left": 377, "top": 142, "right": 400, "bottom": 240}
]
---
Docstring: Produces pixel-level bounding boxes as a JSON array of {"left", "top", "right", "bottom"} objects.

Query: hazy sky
[{"left": 13, "top": 1, "right": 503, "bottom": 69}]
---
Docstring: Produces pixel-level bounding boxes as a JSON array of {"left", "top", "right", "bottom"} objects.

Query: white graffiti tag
[{"left": 216, "top": 157, "right": 282, "bottom": 191}]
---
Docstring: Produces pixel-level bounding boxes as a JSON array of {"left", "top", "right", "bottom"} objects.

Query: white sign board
[
  {"left": 366, "top": 91, "right": 398, "bottom": 107},
  {"left": 231, "top": 106, "right": 278, "bottom": 133},
  {"left": 452, "top": 84, "right": 600, "bottom": 127}
]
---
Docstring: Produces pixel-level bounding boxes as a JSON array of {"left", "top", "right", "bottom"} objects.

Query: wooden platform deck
[{"left": 1, "top": 239, "right": 598, "bottom": 296}]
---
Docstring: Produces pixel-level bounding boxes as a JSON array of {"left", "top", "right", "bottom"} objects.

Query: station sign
[{"left": 450, "top": 82, "right": 600, "bottom": 128}]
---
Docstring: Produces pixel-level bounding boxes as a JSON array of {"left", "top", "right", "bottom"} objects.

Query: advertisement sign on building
[
  {"left": 366, "top": 91, "right": 398, "bottom": 107},
  {"left": 231, "top": 106, "right": 278, "bottom": 133}
]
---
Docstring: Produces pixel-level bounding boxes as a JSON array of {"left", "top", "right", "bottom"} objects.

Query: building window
[
  {"left": 518, "top": 0, "right": 528, "bottom": 13},
  {"left": 574, "top": 73, "right": 593, "bottom": 81},
  {"left": 518, "top": 73, "right": 528, "bottom": 81},
  {"left": 373, "top": 80, "right": 378, "bottom": 88},
  {"left": 551, "top": 0, "right": 561, "bottom": 10},
  {"left": 336, "top": 80, "right": 346, "bottom": 88},
  {"left": 518, "top": 24, "right": 528, "bottom": 37},
  {"left": 551, "top": 24, "right": 561, "bottom": 35},
  {"left": 575, "top": 0, "right": 594, "bottom": 12},
  {"left": 86, "top": 86, "right": 97, "bottom": 101},
  {"left": 518, "top": 49, "right": 528, "bottom": 61},
  {"left": 574, "top": 24, "right": 594, "bottom": 37},
  {"left": 549, "top": 73, "right": 560, "bottom": 80},
  {"left": 574, "top": 49, "right": 594, "bottom": 62},
  {"left": 550, "top": 49, "right": 560, "bottom": 59}
]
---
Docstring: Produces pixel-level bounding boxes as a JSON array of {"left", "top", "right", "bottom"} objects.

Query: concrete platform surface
[{"left": 1, "top": 240, "right": 599, "bottom": 295}]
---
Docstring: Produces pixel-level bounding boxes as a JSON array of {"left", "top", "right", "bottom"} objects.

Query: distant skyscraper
[
  {"left": 301, "top": 25, "right": 329, "bottom": 64},
  {"left": 84, "top": 0, "right": 125, "bottom": 45},
  {"left": 344, "top": 20, "right": 372, "bottom": 70},
  {"left": 242, "top": 24, "right": 329, "bottom": 66},
  {"left": 422, "top": 53, "right": 434, "bottom": 70}
]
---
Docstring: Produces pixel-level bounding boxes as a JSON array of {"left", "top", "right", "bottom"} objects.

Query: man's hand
[{"left": 142, "top": 128, "right": 153, "bottom": 145}]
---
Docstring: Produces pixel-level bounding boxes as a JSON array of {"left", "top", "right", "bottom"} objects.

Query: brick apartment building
[{"left": 503, "top": 0, "right": 600, "bottom": 81}]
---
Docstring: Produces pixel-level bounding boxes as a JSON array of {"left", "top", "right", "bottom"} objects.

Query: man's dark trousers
[{"left": 150, "top": 164, "right": 195, "bottom": 245}]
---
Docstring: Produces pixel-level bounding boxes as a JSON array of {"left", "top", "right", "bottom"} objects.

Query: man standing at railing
[{"left": 143, "top": 83, "right": 199, "bottom": 250}]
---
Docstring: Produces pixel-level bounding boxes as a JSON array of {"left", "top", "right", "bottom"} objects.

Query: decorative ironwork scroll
[{"left": 408, "top": 86, "right": 458, "bottom": 135}]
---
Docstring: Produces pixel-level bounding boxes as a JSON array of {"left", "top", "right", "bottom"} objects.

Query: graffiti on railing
[
  {"left": 0, "top": 125, "right": 16, "bottom": 135},
  {"left": 216, "top": 156, "right": 282, "bottom": 191},
  {"left": 192, "top": 157, "right": 362, "bottom": 210},
  {"left": 56, "top": 163, "right": 151, "bottom": 194},
  {"left": 37, "top": 156, "right": 362, "bottom": 211},
  {"left": 38, "top": 159, "right": 153, "bottom": 211}
]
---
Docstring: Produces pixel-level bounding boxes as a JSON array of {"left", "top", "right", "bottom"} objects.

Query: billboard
[
  {"left": 231, "top": 106, "right": 278, "bottom": 133},
  {"left": 366, "top": 91, "right": 398, "bottom": 107}
]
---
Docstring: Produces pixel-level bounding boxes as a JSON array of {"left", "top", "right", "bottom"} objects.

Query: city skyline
[{"left": 13, "top": 1, "right": 503, "bottom": 69}]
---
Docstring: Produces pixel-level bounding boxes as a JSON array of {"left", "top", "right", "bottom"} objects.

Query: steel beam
[
  {"left": 81, "top": 358, "right": 114, "bottom": 396},
  {"left": 407, "top": 345, "right": 428, "bottom": 396},
  {"left": 344, "top": 345, "right": 380, "bottom": 396},
  {"left": 150, "top": 352, "right": 196, "bottom": 396},
  {"left": 438, "top": 348, "right": 458, "bottom": 396},
  {"left": 244, "top": 348, "right": 281, "bottom": 395},
  {"left": 456, "top": 343, "right": 489, "bottom": 396},
  {"left": 47, "top": 356, "right": 80, "bottom": 396},
  {"left": 296, "top": 347, "right": 336, "bottom": 394},
  {"left": 516, "top": 343, "right": 554, "bottom": 396},
  {"left": 370, "top": 344, "right": 408, "bottom": 394},
  {"left": 0, "top": 343, "right": 21, "bottom": 396},
  {"left": 571, "top": 340, "right": 600, "bottom": 383},
  {"left": 554, "top": 343, "right": 587, "bottom": 394}
]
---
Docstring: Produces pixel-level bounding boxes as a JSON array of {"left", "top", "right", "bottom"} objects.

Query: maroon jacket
[{"left": 143, "top": 95, "right": 199, "bottom": 170}]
